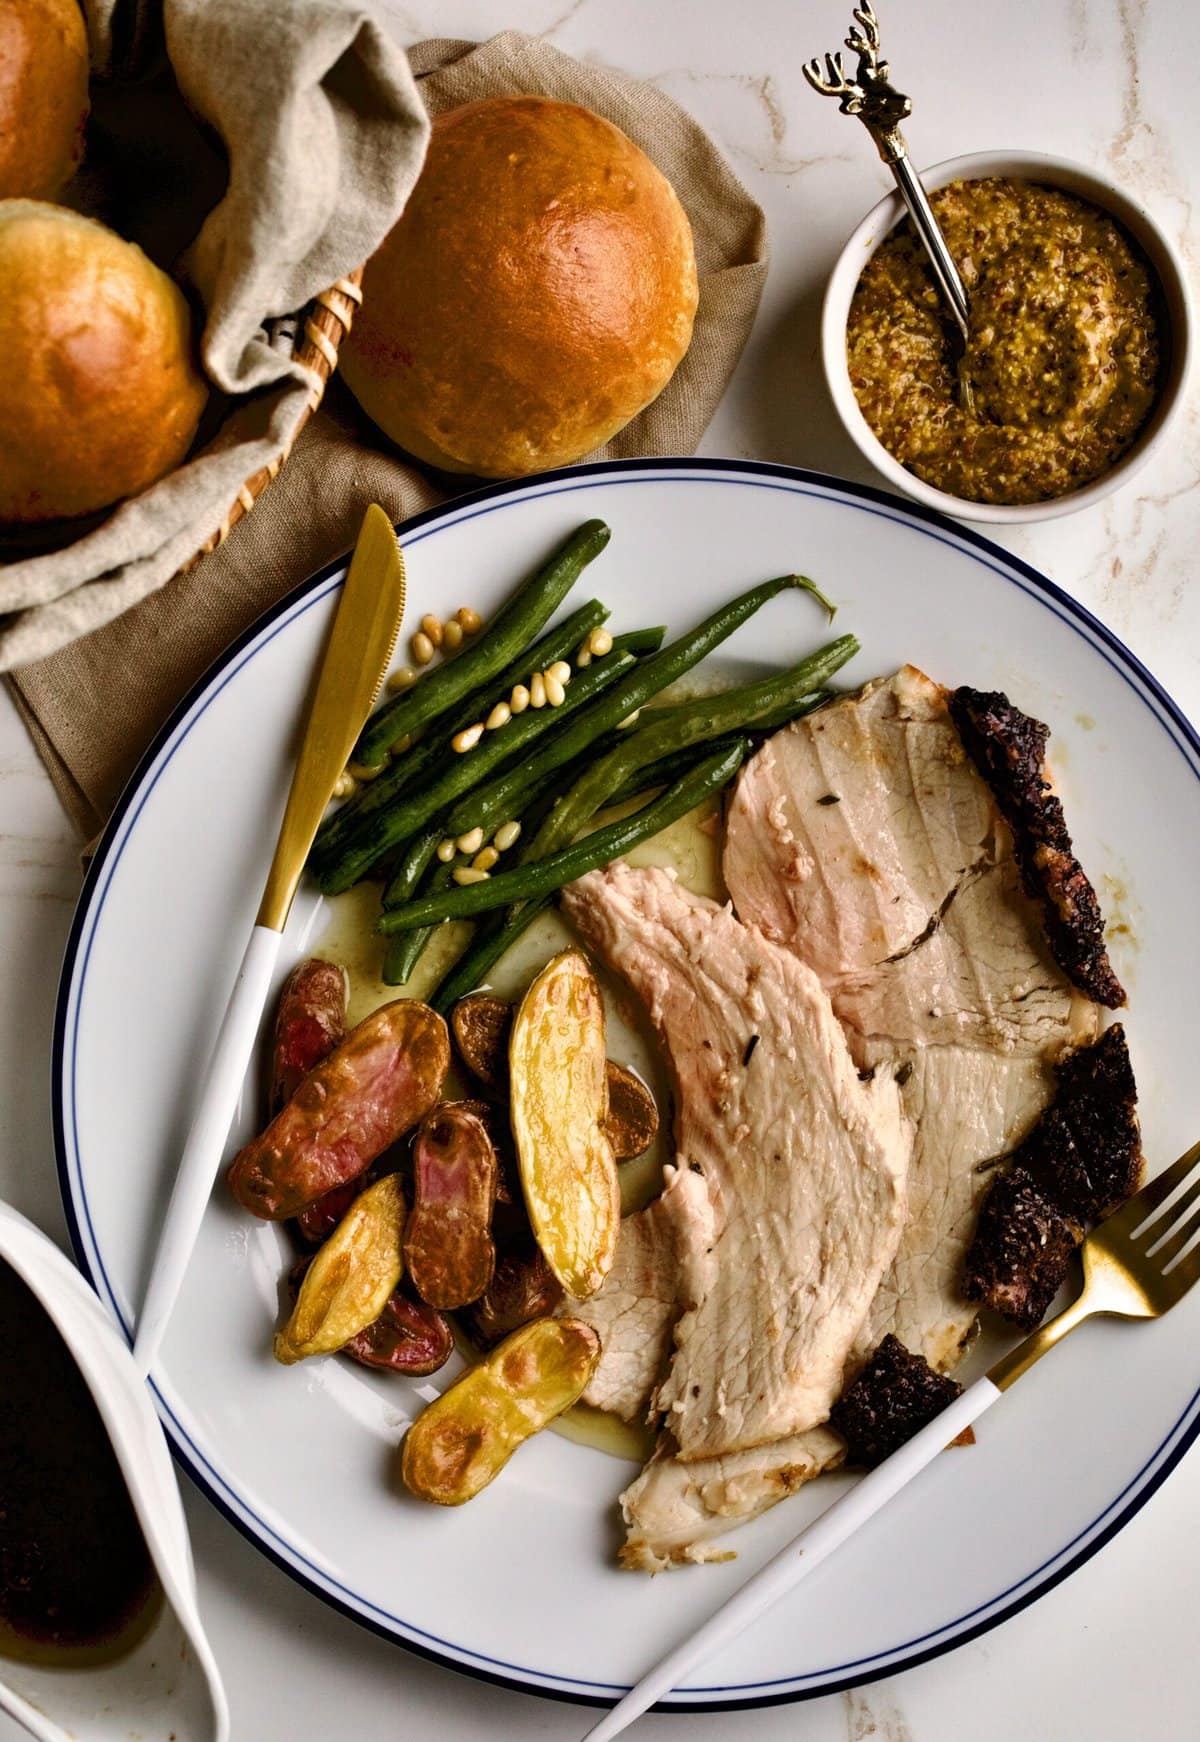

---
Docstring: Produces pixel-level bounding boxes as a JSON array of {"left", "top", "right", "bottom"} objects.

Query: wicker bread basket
[{"left": 179, "top": 266, "right": 365, "bottom": 572}]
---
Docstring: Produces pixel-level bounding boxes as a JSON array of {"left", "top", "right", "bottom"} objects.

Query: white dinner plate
[{"left": 54, "top": 460, "right": 1200, "bottom": 1712}]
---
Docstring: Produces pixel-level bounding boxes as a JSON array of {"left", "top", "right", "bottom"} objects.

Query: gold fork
[
  {"left": 586, "top": 1138, "right": 1200, "bottom": 1741},
  {"left": 989, "top": 1136, "right": 1200, "bottom": 1388}
]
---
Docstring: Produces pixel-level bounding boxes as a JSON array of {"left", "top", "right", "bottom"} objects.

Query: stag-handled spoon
[{"left": 805, "top": 2, "right": 974, "bottom": 397}]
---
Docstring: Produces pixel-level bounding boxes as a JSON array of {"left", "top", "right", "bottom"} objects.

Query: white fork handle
[
  {"left": 584, "top": 1376, "right": 1002, "bottom": 1741},
  {"left": 133, "top": 926, "right": 282, "bottom": 1376}
]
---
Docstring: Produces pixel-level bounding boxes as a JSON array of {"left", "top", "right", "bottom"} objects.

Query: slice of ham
[{"left": 562, "top": 864, "right": 912, "bottom": 1463}]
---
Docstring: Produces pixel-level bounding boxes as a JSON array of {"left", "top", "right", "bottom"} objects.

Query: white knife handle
[
  {"left": 584, "top": 1376, "right": 1002, "bottom": 1742},
  {"left": 133, "top": 926, "right": 282, "bottom": 1376}
]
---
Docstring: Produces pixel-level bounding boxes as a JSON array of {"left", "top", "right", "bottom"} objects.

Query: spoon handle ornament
[{"left": 803, "top": 2, "right": 971, "bottom": 341}]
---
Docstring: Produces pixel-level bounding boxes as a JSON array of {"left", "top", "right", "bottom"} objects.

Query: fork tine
[
  {"left": 1105, "top": 1138, "right": 1200, "bottom": 1238},
  {"left": 1141, "top": 1170, "right": 1200, "bottom": 1248},
  {"left": 1149, "top": 1197, "right": 1200, "bottom": 1270},
  {"left": 1159, "top": 1234, "right": 1200, "bottom": 1301}
]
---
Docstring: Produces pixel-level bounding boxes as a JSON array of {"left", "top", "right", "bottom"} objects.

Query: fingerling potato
[
  {"left": 271, "top": 958, "right": 348, "bottom": 1113},
  {"left": 345, "top": 1286, "right": 453, "bottom": 1377},
  {"left": 509, "top": 950, "right": 619, "bottom": 1298},
  {"left": 400, "top": 1317, "right": 600, "bottom": 1505},
  {"left": 405, "top": 1104, "right": 497, "bottom": 1309},
  {"left": 602, "top": 1061, "right": 659, "bottom": 1162},
  {"left": 463, "top": 1245, "right": 563, "bottom": 1348},
  {"left": 453, "top": 992, "right": 658, "bottom": 1161},
  {"left": 228, "top": 999, "right": 449, "bottom": 1218},
  {"left": 451, "top": 994, "right": 511, "bottom": 1090},
  {"left": 274, "top": 1174, "right": 405, "bottom": 1364}
]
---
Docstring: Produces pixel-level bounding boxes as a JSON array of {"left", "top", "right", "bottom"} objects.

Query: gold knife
[{"left": 133, "top": 504, "right": 406, "bottom": 1373}]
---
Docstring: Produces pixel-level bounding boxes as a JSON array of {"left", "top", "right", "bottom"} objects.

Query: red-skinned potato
[
  {"left": 228, "top": 1000, "right": 449, "bottom": 1219},
  {"left": 271, "top": 958, "right": 348, "bottom": 1113},
  {"left": 458, "top": 1097, "right": 518, "bottom": 1205},
  {"left": 344, "top": 1286, "right": 453, "bottom": 1376},
  {"left": 293, "top": 1165, "right": 379, "bottom": 1246},
  {"left": 404, "top": 1104, "right": 497, "bottom": 1308},
  {"left": 463, "top": 1245, "right": 563, "bottom": 1348}
]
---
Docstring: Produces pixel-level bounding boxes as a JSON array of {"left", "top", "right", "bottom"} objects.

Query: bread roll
[
  {"left": 0, "top": 0, "right": 89, "bottom": 199},
  {"left": 341, "top": 96, "right": 699, "bottom": 479},
  {"left": 0, "top": 201, "right": 208, "bottom": 524}
]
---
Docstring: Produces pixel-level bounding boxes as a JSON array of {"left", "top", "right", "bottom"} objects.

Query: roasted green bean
[
  {"left": 355, "top": 519, "right": 610, "bottom": 765},
  {"left": 378, "top": 743, "right": 746, "bottom": 932},
  {"left": 312, "top": 649, "right": 637, "bottom": 894},
  {"left": 312, "top": 597, "right": 611, "bottom": 868},
  {"left": 443, "top": 575, "right": 831, "bottom": 838},
  {"left": 527, "top": 637, "right": 856, "bottom": 863}
]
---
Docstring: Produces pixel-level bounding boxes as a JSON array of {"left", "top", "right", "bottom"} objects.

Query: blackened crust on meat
[
  {"left": 1020, "top": 1023, "right": 1143, "bottom": 1222},
  {"left": 948, "top": 687, "right": 1125, "bottom": 1008},
  {"left": 962, "top": 1167, "right": 1081, "bottom": 1331},
  {"left": 830, "top": 1334, "right": 963, "bottom": 1469}
]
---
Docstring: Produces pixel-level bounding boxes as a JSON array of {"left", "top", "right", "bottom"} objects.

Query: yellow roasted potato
[
  {"left": 508, "top": 950, "right": 619, "bottom": 1298},
  {"left": 274, "top": 1174, "right": 404, "bottom": 1364},
  {"left": 400, "top": 1316, "right": 600, "bottom": 1505},
  {"left": 453, "top": 990, "right": 658, "bottom": 1162}
]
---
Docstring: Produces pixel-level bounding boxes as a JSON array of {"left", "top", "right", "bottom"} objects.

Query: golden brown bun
[
  {"left": 341, "top": 96, "right": 699, "bottom": 479},
  {"left": 0, "top": 0, "right": 89, "bottom": 199},
  {"left": 0, "top": 201, "right": 208, "bottom": 524}
]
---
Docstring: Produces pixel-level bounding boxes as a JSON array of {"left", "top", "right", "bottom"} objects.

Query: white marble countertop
[{"left": 3, "top": 0, "right": 1198, "bottom": 1736}]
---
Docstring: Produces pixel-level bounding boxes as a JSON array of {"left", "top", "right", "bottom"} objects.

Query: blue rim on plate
[{"left": 52, "top": 458, "right": 1200, "bottom": 1712}]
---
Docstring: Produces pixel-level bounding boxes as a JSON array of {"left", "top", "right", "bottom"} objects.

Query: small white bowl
[{"left": 821, "top": 149, "right": 1194, "bottom": 524}]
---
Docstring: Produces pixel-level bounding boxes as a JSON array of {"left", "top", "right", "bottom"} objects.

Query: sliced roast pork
[
  {"left": 572, "top": 1192, "right": 705, "bottom": 1424},
  {"left": 562, "top": 864, "right": 912, "bottom": 1463},
  {"left": 609, "top": 668, "right": 1102, "bottom": 1569},
  {"left": 724, "top": 667, "right": 1097, "bottom": 1356}
]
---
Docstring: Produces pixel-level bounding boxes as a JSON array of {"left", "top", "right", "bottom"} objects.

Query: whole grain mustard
[{"left": 847, "top": 179, "right": 1161, "bottom": 505}]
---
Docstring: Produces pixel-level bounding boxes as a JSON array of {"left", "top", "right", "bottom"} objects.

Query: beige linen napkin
[{"left": 9, "top": 30, "right": 768, "bottom": 838}]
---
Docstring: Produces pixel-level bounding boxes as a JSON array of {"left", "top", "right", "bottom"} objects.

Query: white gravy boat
[{"left": 0, "top": 1203, "right": 229, "bottom": 1742}]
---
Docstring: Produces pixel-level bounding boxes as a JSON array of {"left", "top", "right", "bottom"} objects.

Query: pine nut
[
  {"left": 411, "top": 630, "right": 435, "bottom": 666},
  {"left": 510, "top": 684, "right": 530, "bottom": 714},
  {"left": 394, "top": 733, "right": 413, "bottom": 754},
  {"left": 619, "top": 709, "right": 641, "bottom": 729},
  {"left": 544, "top": 672, "right": 566, "bottom": 707},
  {"left": 485, "top": 701, "right": 511, "bottom": 731},
  {"left": 387, "top": 665, "right": 417, "bottom": 692},
  {"left": 547, "top": 661, "right": 572, "bottom": 686},
  {"left": 456, "top": 606, "right": 483, "bottom": 634},
  {"left": 530, "top": 671, "right": 547, "bottom": 709},
  {"left": 575, "top": 644, "right": 593, "bottom": 668},
  {"left": 456, "top": 826, "right": 485, "bottom": 855},
  {"left": 420, "top": 614, "right": 444, "bottom": 649},
  {"left": 453, "top": 866, "right": 490, "bottom": 886},
  {"left": 493, "top": 819, "right": 521, "bottom": 851},
  {"left": 442, "top": 618, "right": 463, "bottom": 651},
  {"left": 472, "top": 846, "right": 500, "bottom": 872},
  {"left": 436, "top": 837, "right": 457, "bottom": 863},
  {"left": 332, "top": 772, "right": 356, "bottom": 799},
  {"left": 589, "top": 627, "right": 614, "bottom": 657},
  {"left": 347, "top": 760, "right": 387, "bottom": 781},
  {"left": 452, "top": 723, "right": 483, "bottom": 752}
]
